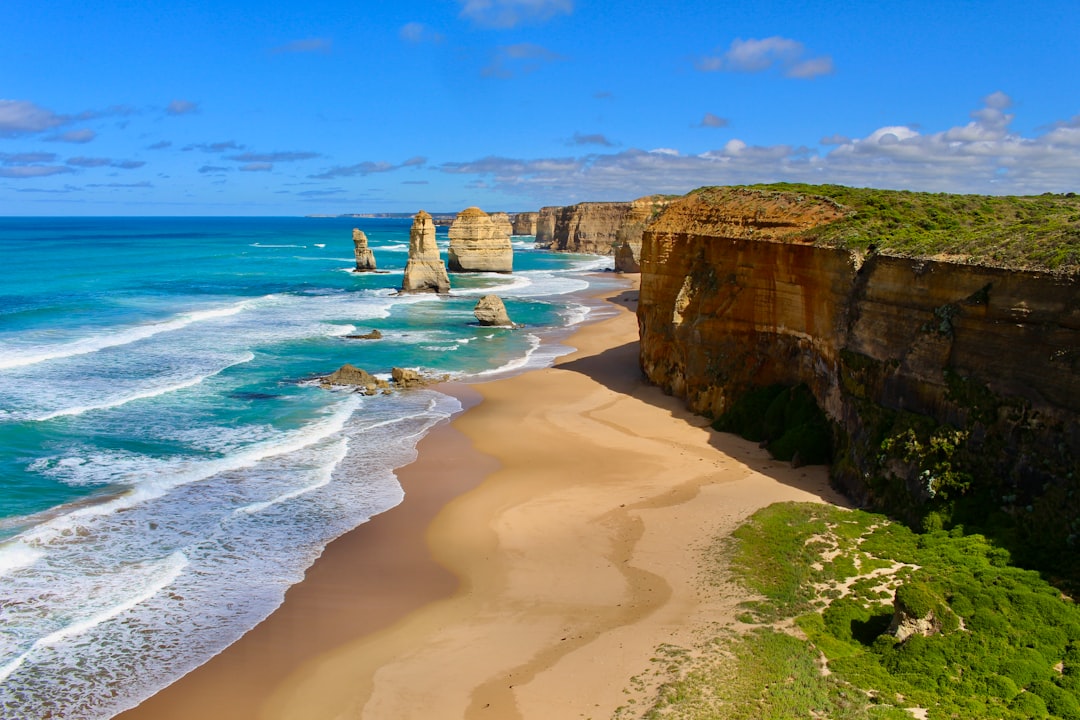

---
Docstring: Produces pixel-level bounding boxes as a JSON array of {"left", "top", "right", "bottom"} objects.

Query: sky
[{"left": 2, "top": 0, "right": 1079, "bottom": 215}]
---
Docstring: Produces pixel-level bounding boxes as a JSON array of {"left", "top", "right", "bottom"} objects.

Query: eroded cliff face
[
  {"left": 535, "top": 206, "right": 559, "bottom": 247},
  {"left": 549, "top": 202, "right": 632, "bottom": 255},
  {"left": 511, "top": 211, "right": 538, "bottom": 235},
  {"left": 447, "top": 207, "right": 513, "bottom": 273},
  {"left": 639, "top": 187, "right": 1080, "bottom": 562},
  {"left": 352, "top": 228, "right": 376, "bottom": 272},
  {"left": 612, "top": 195, "right": 674, "bottom": 271}
]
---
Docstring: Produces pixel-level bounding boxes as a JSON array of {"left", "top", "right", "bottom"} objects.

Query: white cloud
[
  {"left": 0, "top": 99, "right": 68, "bottom": 137},
  {"left": 46, "top": 129, "right": 96, "bottom": 143},
  {"left": 697, "top": 36, "right": 834, "bottom": 79},
  {"left": 0, "top": 165, "right": 75, "bottom": 178},
  {"left": 459, "top": 0, "right": 572, "bottom": 28},
  {"left": 697, "top": 113, "right": 730, "bottom": 129},
  {"left": 435, "top": 93, "right": 1080, "bottom": 199}
]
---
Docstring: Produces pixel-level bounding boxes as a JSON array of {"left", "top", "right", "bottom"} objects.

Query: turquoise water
[{"left": 0, "top": 216, "right": 617, "bottom": 718}]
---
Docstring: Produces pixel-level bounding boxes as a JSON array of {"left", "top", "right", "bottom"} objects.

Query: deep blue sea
[{"left": 0, "top": 216, "right": 618, "bottom": 718}]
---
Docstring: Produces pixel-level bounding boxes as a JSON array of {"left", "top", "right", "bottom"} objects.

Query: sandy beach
[{"left": 118, "top": 280, "right": 847, "bottom": 720}]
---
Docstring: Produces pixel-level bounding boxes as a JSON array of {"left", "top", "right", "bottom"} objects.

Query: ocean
[{"left": 0, "top": 216, "right": 618, "bottom": 718}]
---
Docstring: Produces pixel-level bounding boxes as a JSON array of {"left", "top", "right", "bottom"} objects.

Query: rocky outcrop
[
  {"left": 613, "top": 195, "right": 674, "bottom": 272},
  {"left": 535, "top": 206, "right": 559, "bottom": 248},
  {"left": 321, "top": 364, "right": 390, "bottom": 395},
  {"left": 512, "top": 212, "right": 538, "bottom": 235},
  {"left": 638, "top": 186, "right": 1080, "bottom": 566},
  {"left": 401, "top": 210, "right": 450, "bottom": 293},
  {"left": 539, "top": 195, "right": 672, "bottom": 258},
  {"left": 391, "top": 367, "right": 448, "bottom": 389},
  {"left": 474, "top": 295, "right": 513, "bottom": 326},
  {"left": 345, "top": 329, "right": 382, "bottom": 340},
  {"left": 489, "top": 212, "right": 514, "bottom": 242},
  {"left": 352, "top": 228, "right": 376, "bottom": 272},
  {"left": 447, "top": 207, "right": 513, "bottom": 273}
]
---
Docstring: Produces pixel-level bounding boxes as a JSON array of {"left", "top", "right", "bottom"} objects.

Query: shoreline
[{"left": 118, "top": 279, "right": 848, "bottom": 719}]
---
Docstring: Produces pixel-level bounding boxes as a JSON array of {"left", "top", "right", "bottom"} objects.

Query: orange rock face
[
  {"left": 638, "top": 187, "right": 1079, "bottom": 551},
  {"left": 447, "top": 207, "right": 513, "bottom": 273}
]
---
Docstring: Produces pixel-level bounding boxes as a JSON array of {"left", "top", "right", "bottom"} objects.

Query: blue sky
[{"left": 2, "top": 0, "right": 1078, "bottom": 215}]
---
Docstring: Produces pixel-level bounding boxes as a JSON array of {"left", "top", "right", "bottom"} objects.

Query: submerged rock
[
  {"left": 345, "top": 329, "right": 382, "bottom": 340},
  {"left": 320, "top": 363, "right": 389, "bottom": 395},
  {"left": 474, "top": 294, "right": 514, "bottom": 327},
  {"left": 352, "top": 228, "right": 376, "bottom": 272},
  {"left": 401, "top": 210, "right": 450, "bottom": 293}
]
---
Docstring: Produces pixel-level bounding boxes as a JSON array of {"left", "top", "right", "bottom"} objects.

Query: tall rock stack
[
  {"left": 535, "top": 206, "right": 560, "bottom": 247},
  {"left": 351, "top": 228, "right": 376, "bottom": 272},
  {"left": 447, "top": 207, "right": 513, "bottom": 273},
  {"left": 400, "top": 210, "right": 450, "bottom": 293},
  {"left": 489, "top": 212, "right": 514, "bottom": 242},
  {"left": 511, "top": 211, "right": 538, "bottom": 235}
]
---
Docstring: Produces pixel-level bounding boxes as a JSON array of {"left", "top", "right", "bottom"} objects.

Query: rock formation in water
[
  {"left": 637, "top": 185, "right": 1080, "bottom": 568},
  {"left": 447, "top": 207, "right": 513, "bottom": 273},
  {"left": 321, "top": 364, "right": 389, "bottom": 395},
  {"left": 489, "top": 212, "right": 514, "bottom": 242},
  {"left": 345, "top": 329, "right": 382, "bottom": 340},
  {"left": 512, "top": 211, "right": 538, "bottom": 236},
  {"left": 535, "top": 206, "right": 559, "bottom": 248},
  {"left": 474, "top": 294, "right": 514, "bottom": 326},
  {"left": 401, "top": 210, "right": 450, "bottom": 293},
  {"left": 352, "top": 228, "right": 376, "bottom": 272}
]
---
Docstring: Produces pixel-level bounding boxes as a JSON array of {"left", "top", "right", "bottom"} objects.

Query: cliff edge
[{"left": 639, "top": 185, "right": 1080, "bottom": 573}]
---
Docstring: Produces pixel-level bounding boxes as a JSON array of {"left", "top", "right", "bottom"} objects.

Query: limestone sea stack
[
  {"left": 489, "top": 212, "right": 514, "bottom": 242},
  {"left": 474, "top": 294, "right": 514, "bottom": 326},
  {"left": 447, "top": 207, "right": 513, "bottom": 273},
  {"left": 400, "top": 210, "right": 450, "bottom": 294},
  {"left": 352, "top": 228, "right": 376, "bottom": 272},
  {"left": 511, "top": 211, "right": 538, "bottom": 236}
]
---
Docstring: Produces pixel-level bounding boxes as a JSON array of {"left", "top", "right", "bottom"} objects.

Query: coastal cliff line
[
  {"left": 535, "top": 196, "right": 672, "bottom": 263},
  {"left": 637, "top": 185, "right": 1080, "bottom": 573}
]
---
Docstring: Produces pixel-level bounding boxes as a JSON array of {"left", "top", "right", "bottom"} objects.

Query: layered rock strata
[
  {"left": 511, "top": 211, "right": 538, "bottom": 236},
  {"left": 447, "top": 207, "right": 513, "bottom": 273},
  {"left": 535, "top": 206, "right": 559, "bottom": 248},
  {"left": 400, "top": 210, "right": 450, "bottom": 293},
  {"left": 489, "top": 212, "right": 514, "bottom": 242},
  {"left": 613, "top": 195, "right": 674, "bottom": 272},
  {"left": 351, "top": 228, "right": 376, "bottom": 271},
  {"left": 474, "top": 294, "right": 514, "bottom": 326},
  {"left": 638, "top": 186, "right": 1080, "bottom": 562}
]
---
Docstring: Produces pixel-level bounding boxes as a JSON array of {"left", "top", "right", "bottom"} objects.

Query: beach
[{"left": 118, "top": 279, "right": 847, "bottom": 719}]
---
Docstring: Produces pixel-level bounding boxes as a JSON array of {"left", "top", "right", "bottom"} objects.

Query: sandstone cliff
[
  {"left": 638, "top": 186, "right": 1080, "bottom": 567},
  {"left": 352, "top": 228, "right": 376, "bottom": 272},
  {"left": 401, "top": 210, "right": 450, "bottom": 293},
  {"left": 489, "top": 212, "right": 514, "bottom": 242},
  {"left": 535, "top": 206, "right": 559, "bottom": 248},
  {"left": 511, "top": 211, "right": 538, "bottom": 236},
  {"left": 612, "top": 195, "right": 675, "bottom": 272},
  {"left": 447, "top": 207, "right": 514, "bottom": 273}
]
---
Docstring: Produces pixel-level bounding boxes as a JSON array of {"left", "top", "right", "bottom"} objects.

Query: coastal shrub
[{"left": 713, "top": 383, "right": 832, "bottom": 465}]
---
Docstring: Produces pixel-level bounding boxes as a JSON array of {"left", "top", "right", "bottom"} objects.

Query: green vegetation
[
  {"left": 712, "top": 384, "right": 832, "bottom": 466},
  {"left": 636, "top": 502, "right": 1080, "bottom": 719},
  {"left": 698, "top": 184, "right": 1080, "bottom": 273}
]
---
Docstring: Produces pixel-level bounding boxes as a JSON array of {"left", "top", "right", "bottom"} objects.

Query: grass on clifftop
[
  {"left": 630, "top": 502, "right": 1080, "bottom": 720},
  {"left": 704, "top": 184, "right": 1080, "bottom": 273}
]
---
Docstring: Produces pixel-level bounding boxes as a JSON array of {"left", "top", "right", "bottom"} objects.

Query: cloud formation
[
  {"left": 459, "top": 0, "right": 572, "bottom": 28},
  {"left": 46, "top": 129, "right": 97, "bottom": 143},
  {"left": 0, "top": 99, "right": 68, "bottom": 137},
  {"left": 436, "top": 93, "right": 1080, "bottom": 199},
  {"left": 0, "top": 165, "right": 75, "bottom": 178},
  {"left": 227, "top": 151, "right": 321, "bottom": 163},
  {"left": 697, "top": 36, "right": 834, "bottom": 79},
  {"left": 309, "top": 157, "right": 426, "bottom": 179},
  {"left": 569, "top": 132, "right": 615, "bottom": 147},
  {"left": 697, "top": 113, "right": 730, "bottom": 128},
  {"left": 166, "top": 100, "right": 199, "bottom": 116},
  {"left": 271, "top": 38, "right": 332, "bottom": 55},
  {"left": 184, "top": 141, "right": 245, "bottom": 153},
  {"left": 482, "top": 43, "right": 564, "bottom": 78}
]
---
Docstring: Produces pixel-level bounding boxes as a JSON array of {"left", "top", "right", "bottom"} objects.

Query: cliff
[
  {"left": 351, "top": 228, "right": 376, "bottom": 272},
  {"left": 489, "top": 212, "right": 514, "bottom": 242},
  {"left": 536, "top": 206, "right": 559, "bottom": 248},
  {"left": 511, "top": 211, "right": 538, "bottom": 236},
  {"left": 549, "top": 202, "right": 632, "bottom": 255},
  {"left": 612, "top": 195, "right": 676, "bottom": 271},
  {"left": 401, "top": 210, "right": 450, "bottom": 293},
  {"left": 638, "top": 186, "right": 1080, "bottom": 569},
  {"left": 447, "top": 207, "right": 513, "bottom": 273}
]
